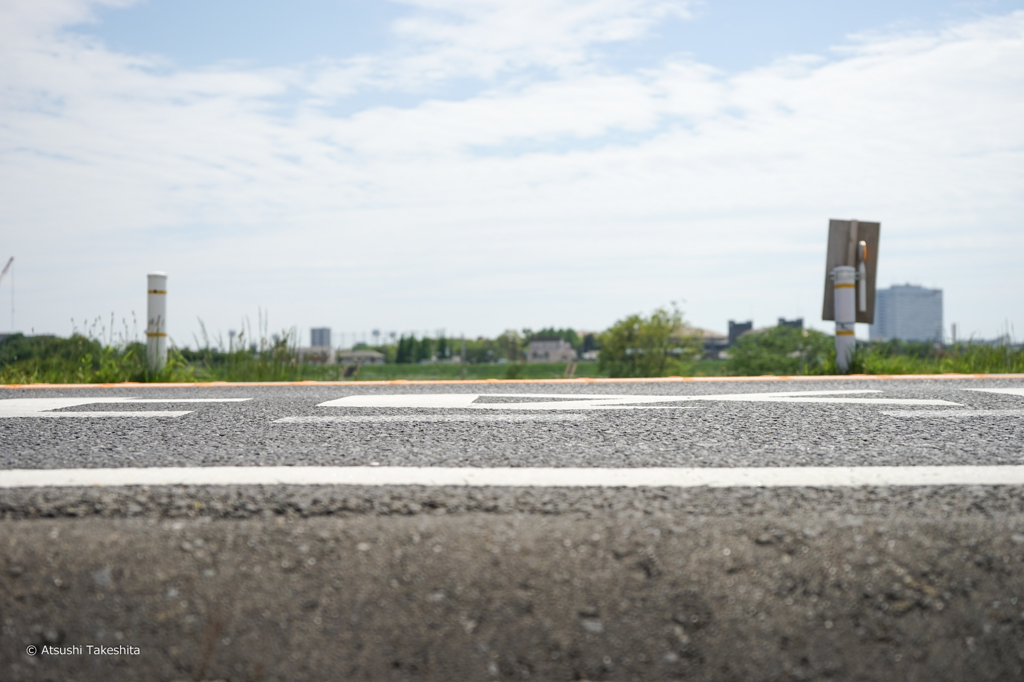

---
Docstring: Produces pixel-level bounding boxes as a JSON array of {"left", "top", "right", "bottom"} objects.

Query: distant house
[
  {"left": 297, "top": 346, "right": 335, "bottom": 364},
  {"left": 677, "top": 326, "right": 729, "bottom": 359},
  {"left": 338, "top": 350, "right": 386, "bottom": 365},
  {"left": 527, "top": 337, "right": 577, "bottom": 363}
]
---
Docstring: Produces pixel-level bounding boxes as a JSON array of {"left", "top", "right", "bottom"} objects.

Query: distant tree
[
  {"left": 725, "top": 326, "right": 833, "bottom": 376},
  {"left": 415, "top": 337, "right": 433, "bottom": 363},
  {"left": 464, "top": 337, "right": 497, "bottom": 364},
  {"left": 598, "top": 306, "right": 700, "bottom": 377},
  {"left": 581, "top": 333, "right": 600, "bottom": 353},
  {"left": 436, "top": 335, "right": 449, "bottom": 358},
  {"left": 497, "top": 330, "right": 524, "bottom": 362},
  {"left": 395, "top": 335, "right": 413, "bottom": 364}
]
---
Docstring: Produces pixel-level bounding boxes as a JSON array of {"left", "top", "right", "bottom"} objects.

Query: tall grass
[
  {"left": 1, "top": 314, "right": 1020, "bottom": 384},
  {"left": 181, "top": 313, "right": 351, "bottom": 382},
  {"left": 811, "top": 339, "right": 1024, "bottom": 375},
  {"left": 859, "top": 342, "right": 1023, "bottom": 374},
  {"left": 0, "top": 312, "right": 198, "bottom": 383}
]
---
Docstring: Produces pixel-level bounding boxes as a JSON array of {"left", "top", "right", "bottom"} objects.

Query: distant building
[
  {"left": 728, "top": 320, "right": 753, "bottom": 346},
  {"left": 527, "top": 338, "right": 577, "bottom": 363},
  {"left": 778, "top": 318, "right": 803, "bottom": 329},
  {"left": 310, "top": 327, "right": 331, "bottom": 348},
  {"left": 678, "top": 325, "right": 729, "bottom": 359},
  {"left": 870, "top": 284, "right": 943, "bottom": 342},
  {"left": 297, "top": 347, "right": 335, "bottom": 364},
  {"left": 338, "top": 350, "right": 386, "bottom": 365}
]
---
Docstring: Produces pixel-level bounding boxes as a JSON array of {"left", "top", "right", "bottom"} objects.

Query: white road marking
[
  {"left": 883, "top": 409, "right": 1024, "bottom": 418},
  {"left": 966, "top": 388, "right": 1024, "bottom": 397},
  {"left": 0, "top": 398, "right": 250, "bottom": 418},
  {"left": 275, "top": 414, "right": 591, "bottom": 423},
  {"left": 3, "top": 466, "right": 1024, "bottom": 488},
  {"left": 317, "top": 390, "right": 959, "bottom": 411}
]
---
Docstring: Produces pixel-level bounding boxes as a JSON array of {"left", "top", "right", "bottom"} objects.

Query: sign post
[{"left": 822, "top": 220, "right": 880, "bottom": 373}]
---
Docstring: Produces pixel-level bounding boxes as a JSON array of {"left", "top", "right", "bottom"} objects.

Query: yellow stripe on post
[
  {"left": 832, "top": 265, "right": 857, "bottom": 372},
  {"left": 147, "top": 272, "right": 168, "bottom": 372}
]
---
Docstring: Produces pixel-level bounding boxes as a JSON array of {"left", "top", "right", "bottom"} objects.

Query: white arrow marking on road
[
  {"left": 0, "top": 398, "right": 250, "bottom": 418},
  {"left": 316, "top": 390, "right": 960, "bottom": 410},
  {"left": 966, "top": 388, "right": 1024, "bottom": 397},
  {"left": 275, "top": 414, "right": 591, "bottom": 424},
  {"left": 2, "top": 466, "right": 1024, "bottom": 488},
  {"left": 882, "top": 409, "right": 1024, "bottom": 418}
]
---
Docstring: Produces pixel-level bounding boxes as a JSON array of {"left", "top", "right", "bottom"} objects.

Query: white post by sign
[
  {"left": 832, "top": 266, "right": 856, "bottom": 372},
  {"left": 146, "top": 272, "right": 168, "bottom": 372}
]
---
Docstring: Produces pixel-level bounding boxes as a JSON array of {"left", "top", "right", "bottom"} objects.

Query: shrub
[
  {"left": 726, "top": 327, "right": 834, "bottom": 376},
  {"left": 599, "top": 306, "right": 701, "bottom": 378}
]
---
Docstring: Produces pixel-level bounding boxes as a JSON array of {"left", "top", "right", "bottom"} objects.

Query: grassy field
[
  {"left": 0, "top": 334, "right": 732, "bottom": 383},
  {"left": 0, "top": 332, "right": 1020, "bottom": 384}
]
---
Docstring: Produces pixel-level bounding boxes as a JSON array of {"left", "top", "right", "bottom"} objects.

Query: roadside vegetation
[
  {"left": 845, "top": 339, "right": 1024, "bottom": 375},
  {"left": 1, "top": 310, "right": 1019, "bottom": 384},
  {"left": 725, "top": 326, "right": 834, "bottom": 376},
  {"left": 598, "top": 305, "right": 703, "bottom": 378}
]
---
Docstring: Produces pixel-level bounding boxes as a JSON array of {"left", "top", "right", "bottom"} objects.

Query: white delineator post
[
  {"left": 832, "top": 265, "right": 856, "bottom": 372},
  {"left": 146, "top": 272, "right": 168, "bottom": 372}
]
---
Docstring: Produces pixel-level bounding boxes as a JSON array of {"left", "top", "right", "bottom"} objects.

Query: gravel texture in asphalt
[
  {"left": 1, "top": 378, "right": 1022, "bottom": 473},
  {"left": 2, "top": 377, "right": 1024, "bottom": 681}
]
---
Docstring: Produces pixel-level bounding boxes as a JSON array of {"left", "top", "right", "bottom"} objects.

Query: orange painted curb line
[{"left": 3, "top": 374, "right": 1023, "bottom": 389}]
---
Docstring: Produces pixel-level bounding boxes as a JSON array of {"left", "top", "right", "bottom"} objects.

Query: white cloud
[
  {"left": 390, "top": 0, "right": 691, "bottom": 75},
  {"left": 0, "top": 1, "right": 1021, "bottom": 342}
]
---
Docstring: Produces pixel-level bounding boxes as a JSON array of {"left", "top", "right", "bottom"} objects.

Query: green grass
[
  {"left": 0, "top": 335, "right": 196, "bottom": 384},
  {"left": 1, "top": 332, "right": 1019, "bottom": 384},
  {"left": 858, "top": 343, "right": 1024, "bottom": 375}
]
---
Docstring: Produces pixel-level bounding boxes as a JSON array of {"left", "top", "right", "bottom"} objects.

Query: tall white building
[{"left": 869, "top": 284, "right": 943, "bottom": 342}]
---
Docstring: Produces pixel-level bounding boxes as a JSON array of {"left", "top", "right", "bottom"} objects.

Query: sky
[{"left": 1, "top": 0, "right": 1022, "bottom": 348}]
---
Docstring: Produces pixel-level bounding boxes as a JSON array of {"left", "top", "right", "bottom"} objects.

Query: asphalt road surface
[{"left": 2, "top": 375, "right": 1024, "bottom": 681}]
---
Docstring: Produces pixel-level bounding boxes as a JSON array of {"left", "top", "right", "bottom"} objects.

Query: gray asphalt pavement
[{"left": 2, "top": 376, "right": 1024, "bottom": 681}]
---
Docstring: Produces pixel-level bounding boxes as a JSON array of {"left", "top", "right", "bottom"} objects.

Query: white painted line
[
  {"left": 317, "top": 390, "right": 959, "bottom": 411},
  {"left": 966, "top": 388, "right": 1024, "bottom": 397},
  {"left": 118, "top": 399, "right": 252, "bottom": 403},
  {"left": 0, "top": 397, "right": 250, "bottom": 418},
  {"left": 883, "top": 409, "right": 1024, "bottom": 418},
  {"left": 3, "top": 466, "right": 1024, "bottom": 489},
  {"left": 274, "top": 414, "right": 591, "bottom": 424}
]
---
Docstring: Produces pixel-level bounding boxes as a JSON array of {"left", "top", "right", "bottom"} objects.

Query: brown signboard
[{"left": 821, "top": 219, "right": 880, "bottom": 323}]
